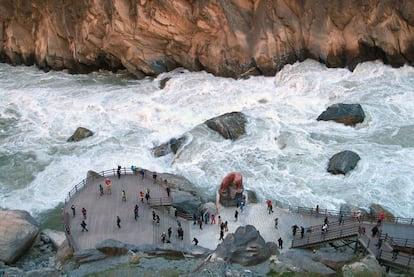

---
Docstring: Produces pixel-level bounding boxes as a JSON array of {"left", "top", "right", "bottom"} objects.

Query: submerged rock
[
  {"left": 317, "top": 103, "right": 365, "bottom": 126},
  {"left": 205, "top": 112, "right": 247, "bottom": 140},
  {"left": 327, "top": 150, "right": 360, "bottom": 175},
  {"left": 67, "top": 127, "right": 94, "bottom": 142}
]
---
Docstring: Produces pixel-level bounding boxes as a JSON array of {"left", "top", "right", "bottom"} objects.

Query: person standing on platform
[
  {"left": 234, "top": 210, "right": 239, "bottom": 222},
  {"left": 117, "top": 165, "right": 121, "bottom": 179},
  {"left": 152, "top": 172, "right": 157, "bottom": 184},
  {"left": 105, "top": 178, "right": 112, "bottom": 194},
  {"left": 168, "top": 227, "right": 172, "bottom": 240},
  {"left": 117, "top": 216, "right": 121, "bottom": 228},
  {"left": 140, "top": 169, "right": 145, "bottom": 180},
  {"left": 71, "top": 205, "right": 76, "bottom": 217},
  {"left": 278, "top": 237, "right": 283, "bottom": 249},
  {"left": 211, "top": 214, "right": 216, "bottom": 224},
  {"left": 99, "top": 184, "right": 104, "bottom": 196},
  {"left": 134, "top": 205, "right": 139, "bottom": 220},
  {"left": 192, "top": 237, "right": 199, "bottom": 246},
  {"left": 122, "top": 190, "right": 126, "bottom": 201},
  {"left": 139, "top": 191, "right": 144, "bottom": 203},
  {"left": 82, "top": 207, "right": 87, "bottom": 219}
]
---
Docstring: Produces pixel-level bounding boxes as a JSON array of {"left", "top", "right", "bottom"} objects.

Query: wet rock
[
  {"left": 152, "top": 136, "right": 186, "bottom": 157},
  {"left": 212, "top": 225, "right": 271, "bottom": 266},
  {"left": 0, "top": 210, "right": 39, "bottom": 264},
  {"left": 205, "top": 112, "right": 247, "bottom": 140},
  {"left": 327, "top": 150, "right": 360, "bottom": 175},
  {"left": 317, "top": 103, "right": 365, "bottom": 126},
  {"left": 159, "top": 77, "right": 171, "bottom": 89},
  {"left": 67, "top": 127, "right": 94, "bottom": 142},
  {"left": 171, "top": 190, "right": 202, "bottom": 216}
]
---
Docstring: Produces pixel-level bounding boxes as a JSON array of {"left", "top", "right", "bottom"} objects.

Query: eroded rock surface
[{"left": 2, "top": 1, "right": 414, "bottom": 77}]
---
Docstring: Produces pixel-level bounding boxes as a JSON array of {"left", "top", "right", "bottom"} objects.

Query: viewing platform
[{"left": 63, "top": 168, "right": 414, "bottom": 273}]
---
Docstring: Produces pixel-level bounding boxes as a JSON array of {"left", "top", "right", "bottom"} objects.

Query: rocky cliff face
[{"left": 1, "top": 0, "right": 413, "bottom": 78}]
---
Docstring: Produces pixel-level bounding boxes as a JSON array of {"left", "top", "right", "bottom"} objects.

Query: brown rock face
[{"left": 1, "top": 1, "right": 414, "bottom": 77}]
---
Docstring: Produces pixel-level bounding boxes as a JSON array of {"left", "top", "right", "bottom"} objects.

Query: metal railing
[
  {"left": 296, "top": 206, "right": 414, "bottom": 226},
  {"left": 64, "top": 167, "right": 164, "bottom": 203}
]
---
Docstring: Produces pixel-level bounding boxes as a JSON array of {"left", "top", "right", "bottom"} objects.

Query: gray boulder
[
  {"left": 152, "top": 136, "right": 187, "bottom": 157},
  {"left": 317, "top": 103, "right": 365, "bottom": 126},
  {"left": 342, "top": 254, "right": 384, "bottom": 276},
  {"left": 212, "top": 225, "right": 271, "bottom": 266},
  {"left": 0, "top": 210, "right": 39, "bottom": 264},
  {"left": 41, "top": 229, "right": 66, "bottom": 250},
  {"left": 327, "top": 150, "right": 360, "bottom": 175},
  {"left": 67, "top": 127, "right": 94, "bottom": 142},
  {"left": 172, "top": 190, "right": 202, "bottom": 216},
  {"left": 205, "top": 112, "right": 247, "bottom": 140}
]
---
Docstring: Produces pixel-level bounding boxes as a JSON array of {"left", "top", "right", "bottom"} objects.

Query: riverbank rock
[
  {"left": 67, "top": 127, "right": 94, "bottom": 142},
  {"left": 342, "top": 254, "right": 383, "bottom": 276},
  {"left": 41, "top": 229, "right": 66, "bottom": 250},
  {"left": 205, "top": 112, "right": 247, "bottom": 140},
  {"left": 327, "top": 150, "right": 361, "bottom": 175},
  {"left": 152, "top": 136, "right": 187, "bottom": 157},
  {"left": 0, "top": 210, "right": 39, "bottom": 264},
  {"left": 212, "top": 225, "right": 271, "bottom": 266},
  {"left": 317, "top": 104, "right": 365, "bottom": 126}
]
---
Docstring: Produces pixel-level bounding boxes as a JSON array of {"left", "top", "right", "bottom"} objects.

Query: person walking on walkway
[
  {"left": 140, "top": 169, "right": 145, "bottom": 180},
  {"left": 82, "top": 207, "right": 87, "bottom": 219},
  {"left": 81, "top": 220, "right": 88, "bottom": 232},
  {"left": 234, "top": 210, "right": 239, "bottom": 222},
  {"left": 145, "top": 191, "right": 150, "bottom": 203},
  {"left": 161, "top": 232, "right": 166, "bottom": 243},
  {"left": 117, "top": 216, "right": 121, "bottom": 228},
  {"left": 315, "top": 205, "right": 320, "bottom": 217},
  {"left": 192, "top": 237, "right": 199, "bottom": 246},
  {"left": 211, "top": 214, "right": 216, "bottom": 224},
  {"left": 99, "top": 184, "right": 104, "bottom": 196},
  {"left": 338, "top": 212, "right": 344, "bottom": 225},
  {"left": 274, "top": 218, "right": 279, "bottom": 229},
  {"left": 278, "top": 237, "right": 283, "bottom": 249},
  {"left": 139, "top": 191, "right": 144, "bottom": 203},
  {"left": 134, "top": 205, "right": 139, "bottom": 220},
  {"left": 292, "top": 225, "right": 299, "bottom": 236},
  {"left": 198, "top": 218, "right": 203, "bottom": 230},
  {"left": 300, "top": 226, "right": 305, "bottom": 238},
  {"left": 122, "top": 190, "right": 127, "bottom": 202},
  {"left": 219, "top": 230, "right": 224, "bottom": 241},
  {"left": 71, "top": 205, "right": 76, "bottom": 217},
  {"left": 392, "top": 248, "right": 399, "bottom": 260},
  {"left": 166, "top": 186, "right": 171, "bottom": 197},
  {"left": 224, "top": 221, "right": 228, "bottom": 232}
]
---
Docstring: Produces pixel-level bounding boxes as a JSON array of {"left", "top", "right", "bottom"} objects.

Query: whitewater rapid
[{"left": 0, "top": 60, "right": 413, "bottom": 217}]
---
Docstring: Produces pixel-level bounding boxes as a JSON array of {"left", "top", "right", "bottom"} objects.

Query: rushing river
[{"left": 1, "top": 60, "right": 414, "bottom": 224}]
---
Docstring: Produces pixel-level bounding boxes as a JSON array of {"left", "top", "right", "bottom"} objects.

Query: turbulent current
[{"left": 1, "top": 60, "right": 414, "bottom": 219}]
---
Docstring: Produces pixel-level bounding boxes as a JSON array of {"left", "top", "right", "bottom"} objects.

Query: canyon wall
[{"left": 1, "top": 0, "right": 413, "bottom": 78}]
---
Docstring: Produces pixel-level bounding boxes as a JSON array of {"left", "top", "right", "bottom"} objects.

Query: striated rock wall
[{"left": 1, "top": 0, "right": 414, "bottom": 78}]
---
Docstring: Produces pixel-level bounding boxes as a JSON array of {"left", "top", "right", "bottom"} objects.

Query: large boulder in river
[
  {"left": 152, "top": 136, "right": 187, "bottom": 157},
  {"left": 212, "top": 225, "right": 271, "bottom": 266},
  {"left": 205, "top": 112, "right": 247, "bottom": 140},
  {"left": 0, "top": 210, "right": 39, "bottom": 264},
  {"left": 317, "top": 104, "right": 365, "bottom": 126},
  {"left": 67, "top": 127, "right": 94, "bottom": 142},
  {"left": 327, "top": 151, "right": 360, "bottom": 175}
]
